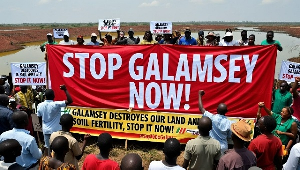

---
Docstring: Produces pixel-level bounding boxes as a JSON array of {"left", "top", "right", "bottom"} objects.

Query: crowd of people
[
  {"left": 39, "top": 28, "right": 283, "bottom": 51},
  {"left": 0, "top": 28, "right": 298, "bottom": 170}
]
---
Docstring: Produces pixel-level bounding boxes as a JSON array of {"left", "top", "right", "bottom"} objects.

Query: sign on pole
[
  {"left": 53, "top": 28, "right": 68, "bottom": 39},
  {"left": 279, "top": 60, "right": 300, "bottom": 81},
  {"left": 98, "top": 18, "right": 120, "bottom": 32},
  {"left": 11, "top": 62, "right": 47, "bottom": 85},
  {"left": 150, "top": 21, "right": 172, "bottom": 34}
]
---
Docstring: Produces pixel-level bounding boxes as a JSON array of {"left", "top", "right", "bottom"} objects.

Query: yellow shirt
[
  {"left": 140, "top": 39, "right": 157, "bottom": 44},
  {"left": 14, "top": 90, "right": 34, "bottom": 109}
]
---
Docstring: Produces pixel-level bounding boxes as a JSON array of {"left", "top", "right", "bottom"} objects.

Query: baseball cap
[
  {"left": 46, "top": 33, "right": 52, "bottom": 36},
  {"left": 63, "top": 31, "right": 69, "bottom": 37},
  {"left": 91, "top": 33, "right": 97, "bottom": 37},
  {"left": 224, "top": 32, "right": 233, "bottom": 37}
]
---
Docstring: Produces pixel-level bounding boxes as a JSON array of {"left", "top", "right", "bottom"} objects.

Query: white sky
[{"left": 0, "top": 0, "right": 299, "bottom": 24}]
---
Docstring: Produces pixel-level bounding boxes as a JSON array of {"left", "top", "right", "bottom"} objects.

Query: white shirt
[
  {"left": 0, "top": 161, "right": 15, "bottom": 170},
  {"left": 59, "top": 40, "right": 75, "bottom": 45},
  {"left": 283, "top": 143, "right": 300, "bottom": 170},
  {"left": 219, "top": 40, "right": 239, "bottom": 46},
  {"left": 149, "top": 161, "right": 185, "bottom": 170}
]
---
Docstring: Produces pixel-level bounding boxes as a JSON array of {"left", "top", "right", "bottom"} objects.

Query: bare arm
[
  {"left": 292, "top": 77, "right": 300, "bottom": 98},
  {"left": 259, "top": 102, "right": 272, "bottom": 116},
  {"left": 75, "top": 134, "right": 91, "bottom": 160},
  {"left": 257, "top": 103, "right": 262, "bottom": 120},
  {"left": 60, "top": 85, "right": 73, "bottom": 105},
  {"left": 98, "top": 30, "right": 104, "bottom": 42},
  {"left": 283, "top": 122, "right": 298, "bottom": 150},
  {"left": 198, "top": 90, "right": 206, "bottom": 114}
]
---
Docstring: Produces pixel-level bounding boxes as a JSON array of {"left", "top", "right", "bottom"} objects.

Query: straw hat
[{"left": 230, "top": 119, "right": 252, "bottom": 141}]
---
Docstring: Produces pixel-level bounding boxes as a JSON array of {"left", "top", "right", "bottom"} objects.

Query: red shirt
[
  {"left": 248, "top": 134, "right": 282, "bottom": 170},
  {"left": 292, "top": 94, "right": 300, "bottom": 120},
  {"left": 82, "top": 154, "right": 120, "bottom": 170}
]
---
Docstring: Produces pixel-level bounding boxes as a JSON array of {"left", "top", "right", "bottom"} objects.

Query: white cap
[
  {"left": 63, "top": 31, "right": 69, "bottom": 37},
  {"left": 224, "top": 32, "right": 233, "bottom": 37},
  {"left": 91, "top": 33, "right": 97, "bottom": 37},
  {"left": 46, "top": 33, "right": 52, "bottom": 36}
]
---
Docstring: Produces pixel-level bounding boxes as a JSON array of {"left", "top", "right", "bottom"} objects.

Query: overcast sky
[{"left": 1, "top": 0, "right": 299, "bottom": 24}]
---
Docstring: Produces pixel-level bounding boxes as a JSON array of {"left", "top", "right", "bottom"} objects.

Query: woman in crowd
[
  {"left": 257, "top": 102, "right": 297, "bottom": 154},
  {"left": 140, "top": 31, "right": 157, "bottom": 44}
]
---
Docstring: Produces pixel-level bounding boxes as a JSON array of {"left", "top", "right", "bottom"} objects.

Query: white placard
[
  {"left": 279, "top": 60, "right": 300, "bottom": 81},
  {"left": 11, "top": 62, "right": 47, "bottom": 85},
  {"left": 53, "top": 28, "right": 68, "bottom": 39},
  {"left": 150, "top": 21, "right": 172, "bottom": 34},
  {"left": 98, "top": 18, "right": 120, "bottom": 32}
]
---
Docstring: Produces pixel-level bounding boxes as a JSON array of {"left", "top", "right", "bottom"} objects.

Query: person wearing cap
[
  {"left": 248, "top": 115, "right": 283, "bottom": 170},
  {"left": 59, "top": 32, "right": 75, "bottom": 45},
  {"left": 205, "top": 32, "right": 217, "bottom": 46},
  {"left": 198, "top": 90, "right": 234, "bottom": 155},
  {"left": 76, "top": 35, "right": 85, "bottom": 45},
  {"left": 197, "top": 30, "right": 205, "bottom": 46},
  {"left": 219, "top": 32, "right": 239, "bottom": 46},
  {"left": 217, "top": 120, "right": 256, "bottom": 170},
  {"left": 238, "top": 30, "right": 249, "bottom": 46},
  {"left": 116, "top": 28, "right": 140, "bottom": 45},
  {"left": 178, "top": 29, "right": 197, "bottom": 45},
  {"left": 182, "top": 116, "right": 221, "bottom": 170},
  {"left": 40, "top": 33, "right": 57, "bottom": 52},
  {"left": 86, "top": 33, "right": 100, "bottom": 46},
  {"left": 261, "top": 31, "right": 282, "bottom": 51}
]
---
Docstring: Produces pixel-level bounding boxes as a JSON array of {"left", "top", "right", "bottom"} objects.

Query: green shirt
[
  {"left": 272, "top": 113, "right": 294, "bottom": 145},
  {"left": 261, "top": 39, "right": 281, "bottom": 46},
  {"left": 40, "top": 41, "right": 58, "bottom": 49},
  {"left": 272, "top": 89, "right": 293, "bottom": 115}
]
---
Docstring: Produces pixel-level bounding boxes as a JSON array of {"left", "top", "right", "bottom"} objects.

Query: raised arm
[
  {"left": 259, "top": 102, "right": 272, "bottom": 116},
  {"left": 292, "top": 77, "right": 300, "bottom": 98},
  {"left": 198, "top": 90, "right": 206, "bottom": 114},
  {"left": 98, "top": 30, "right": 104, "bottom": 42},
  {"left": 60, "top": 85, "right": 73, "bottom": 105}
]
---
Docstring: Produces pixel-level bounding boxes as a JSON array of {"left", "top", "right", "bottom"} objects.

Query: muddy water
[{"left": 0, "top": 30, "right": 300, "bottom": 78}]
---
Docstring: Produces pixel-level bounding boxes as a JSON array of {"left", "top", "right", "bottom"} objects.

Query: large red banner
[{"left": 47, "top": 44, "right": 277, "bottom": 118}]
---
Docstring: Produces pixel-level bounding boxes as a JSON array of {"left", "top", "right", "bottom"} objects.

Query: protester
[
  {"left": 248, "top": 115, "right": 283, "bottom": 170},
  {"left": 149, "top": 138, "right": 184, "bottom": 170},
  {"left": 205, "top": 32, "right": 217, "bottom": 46},
  {"left": 140, "top": 31, "right": 157, "bottom": 44},
  {"left": 159, "top": 34, "right": 174, "bottom": 44},
  {"left": 75, "top": 35, "right": 85, "bottom": 45},
  {"left": 59, "top": 32, "right": 75, "bottom": 45},
  {"left": 182, "top": 116, "right": 221, "bottom": 170},
  {"left": 196, "top": 30, "right": 205, "bottom": 46},
  {"left": 0, "top": 75, "right": 10, "bottom": 95},
  {"left": 292, "top": 77, "right": 300, "bottom": 120},
  {"left": 40, "top": 33, "right": 57, "bottom": 52},
  {"left": 116, "top": 28, "right": 140, "bottom": 45},
  {"left": 155, "top": 34, "right": 163, "bottom": 42},
  {"left": 120, "top": 153, "right": 143, "bottom": 170},
  {"left": 257, "top": 102, "right": 297, "bottom": 156},
  {"left": 0, "top": 94, "right": 14, "bottom": 135},
  {"left": 0, "top": 111, "right": 42, "bottom": 169},
  {"left": 99, "top": 31, "right": 118, "bottom": 46},
  {"left": 198, "top": 90, "right": 233, "bottom": 154},
  {"left": 178, "top": 29, "right": 197, "bottom": 45},
  {"left": 39, "top": 136, "right": 76, "bottom": 170},
  {"left": 173, "top": 30, "right": 182, "bottom": 44},
  {"left": 82, "top": 133, "right": 119, "bottom": 170},
  {"left": 248, "top": 34, "right": 256, "bottom": 46},
  {"left": 37, "top": 85, "right": 73, "bottom": 156},
  {"left": 217, "top": 120, "right": 256, "bottom": 170},
  {"left": 0, "top": 139, "right": 23, "bottom": 170},
  {"left": 49, "top": 114, "right": 90, "bottom": 170},
  {"left": 219, "top": 32, "right": 239, "bottom": 46},
  {"left": 272, "top": 80, "right": 293, "bottom": 115},
  {"left": 86, "top": 33, "right": 100, "bottom": 46},
  {"left": 239, "top": 30, "right": 249, "bottom": 46},
  {"left": 283, "top": 142, "right": 300, "bottom": 169},
  {"left": 261, "top": 31, "right": 283, "bottom": 51}
]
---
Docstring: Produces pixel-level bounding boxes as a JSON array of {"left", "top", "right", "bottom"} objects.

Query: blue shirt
[
  {"left": 86, "top": 41, "right": 100, "bottom": 46},
  {"left": 0, "top": 105, "right": 14, "bottom": 135},
  {"left": 0, "top": 128, "right": 42, "bottom": 168},
  {"left": 178, "top": 37, "right": 197, "bottom": 45},
  {"left": 37, "top": 100, "right": 66, "bottom": 134},
  {"left": 204, "top": 111, "right": 233, "bottom": 152}
]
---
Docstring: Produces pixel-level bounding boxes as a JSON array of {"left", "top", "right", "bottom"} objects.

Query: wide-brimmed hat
[
  {"left": 205, "top": 32, "right": 215, "bottom": 38},
  {"left": 91, "top": 33, "right": 97, "bottom": 37},
  {"left": 230, "top": 119, "right": 252, "bottom": 141}
]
